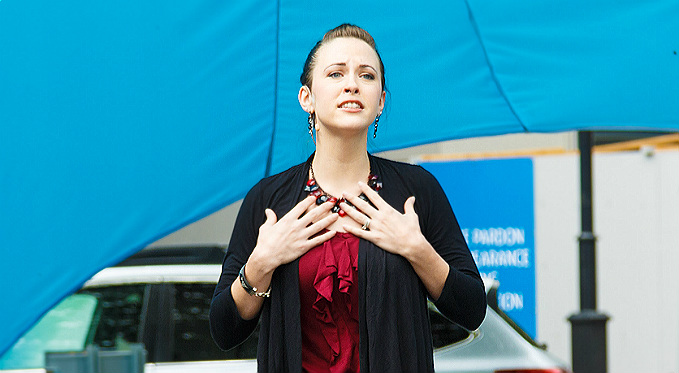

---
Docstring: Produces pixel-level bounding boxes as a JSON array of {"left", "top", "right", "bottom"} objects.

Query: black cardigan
[{"left": 210, "top": 154, "right": 486, "bottom": 373}]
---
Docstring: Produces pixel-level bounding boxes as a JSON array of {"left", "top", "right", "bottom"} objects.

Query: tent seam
[
  {"left": 464, "top": 0, "right": 528, "bottom": 132},
  {"left": 265, "top": 0, "right": 281, "bottom": 177}
]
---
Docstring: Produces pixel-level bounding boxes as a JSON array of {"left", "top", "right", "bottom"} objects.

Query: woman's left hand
[
  {"left": 342, "top": 181, "right": 450, "bottom": 300},
  {"left": 340, "top": 181, "right": 425, "bottom": 259}
]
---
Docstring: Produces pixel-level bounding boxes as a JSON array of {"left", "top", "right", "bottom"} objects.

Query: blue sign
[{"left": 421, "top": 158, "right": 536, "bottom": 338}]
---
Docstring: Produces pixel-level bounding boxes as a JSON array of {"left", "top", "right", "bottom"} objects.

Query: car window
[
  {"left": 78, "top": 285, "right": 146, "bottom": 348},
  {"left": 172, "top": 283, "right": 258, "bottom": 361},
  {"left": 428, "top": 304, "right": 471, "bottom": 349},
  {"left": 0, "top": 294, "right": 99, "bottom": 370}
]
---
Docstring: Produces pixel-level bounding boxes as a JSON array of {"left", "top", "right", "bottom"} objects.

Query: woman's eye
[
  {"left": 329, "top": 72, "right": 342, "bottom": 78},
  {"left": 361, "top": 73, "right": 375, "bottom": 80}
]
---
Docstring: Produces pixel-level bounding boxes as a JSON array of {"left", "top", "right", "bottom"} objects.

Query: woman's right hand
[
  {"left": 231, "top": 196, "right": 337, "bottom": 320},
  {"left": 250, "top": 195, "right": 338, "bottom": 272}
]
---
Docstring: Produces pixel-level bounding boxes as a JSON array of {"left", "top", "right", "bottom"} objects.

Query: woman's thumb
[
  {"left": 404, "top": 196, "right": 416, "bottom": 214},
  {"left": 264, "top": 208, "right": 278, "bottom": 225}
]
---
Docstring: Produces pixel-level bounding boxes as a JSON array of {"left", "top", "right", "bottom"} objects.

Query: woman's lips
[{"left": 338, "top": 101, "right": 363, "bottom": 112}]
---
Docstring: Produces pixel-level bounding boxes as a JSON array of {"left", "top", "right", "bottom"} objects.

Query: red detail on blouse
[{"left": 299, "top": 232, "right": 360, "bottom": 373}]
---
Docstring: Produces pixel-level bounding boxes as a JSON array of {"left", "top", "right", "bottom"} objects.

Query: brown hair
[{"left": 300, "top": 24, "right": 386, "bottom": 91}]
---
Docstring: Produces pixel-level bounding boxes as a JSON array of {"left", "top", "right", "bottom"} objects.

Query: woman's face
[{"left": 299, "top": 37, "right": 385, "bottom": 137}]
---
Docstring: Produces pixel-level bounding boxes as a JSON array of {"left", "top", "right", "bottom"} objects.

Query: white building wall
[
  {"left": 594, "top": 149, "right": 679, "bottom": 373},
  {"left": 533, "top": 153, "right": 579, "bottom": 363},
  {"left": 149, "top": 200, "right": 241, "bottom": 246}
]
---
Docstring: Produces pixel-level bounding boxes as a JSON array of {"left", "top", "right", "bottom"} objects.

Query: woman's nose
[
  {"left": 344, "top": 75, "right": 359, "bottom": 94},
  {"left": 343, "top": 85, "right": 359, "bottom": 94}
]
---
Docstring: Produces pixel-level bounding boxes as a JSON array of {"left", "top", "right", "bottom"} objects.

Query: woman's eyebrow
[
  {"left": 323, "top": 63, "right": 377, "bottom": 73},
  {"left": 359, "top": 64, "right": 377, "bottom": 73},
  {"left": 324, "top": 63, "right": 347, "bottom": 72}
]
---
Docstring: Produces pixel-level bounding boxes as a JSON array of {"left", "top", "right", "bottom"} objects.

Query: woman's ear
[
  {"left": 298, "top": 85, "right": 313, "bottom": 113},
  {"left": 378, "top": 90, "right": 386, "bottom": 114}
]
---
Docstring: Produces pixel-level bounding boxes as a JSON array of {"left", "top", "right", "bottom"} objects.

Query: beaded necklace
[{"left": 304, "top": 163, "right": 382, "bottom": 216}]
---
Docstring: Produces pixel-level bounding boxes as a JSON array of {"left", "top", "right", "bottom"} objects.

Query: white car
[{"left": 0, "top": 246, "right": 570, "bottom": 373}]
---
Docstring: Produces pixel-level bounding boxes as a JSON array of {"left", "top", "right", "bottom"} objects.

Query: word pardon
[{"left": 462, "top": 227, "right": 526, "bottom": 247}]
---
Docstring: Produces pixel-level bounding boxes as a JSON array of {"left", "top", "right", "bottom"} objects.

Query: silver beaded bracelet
[{"left": 239, "top": 264, "right": 271, "bottom": 298}]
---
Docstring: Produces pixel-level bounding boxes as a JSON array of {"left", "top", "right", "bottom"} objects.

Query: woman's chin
[{"left": 319, "top": 121, "right": 371, "bottom": 136}]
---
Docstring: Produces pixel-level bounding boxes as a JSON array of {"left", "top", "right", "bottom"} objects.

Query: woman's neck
[{"left": 312, "top": 133, "right": 370, "bottom": 197}]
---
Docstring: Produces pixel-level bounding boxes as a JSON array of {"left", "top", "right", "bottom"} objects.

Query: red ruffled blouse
[{"left": 299, "top": 232, "right": 360, "bottom": 373}]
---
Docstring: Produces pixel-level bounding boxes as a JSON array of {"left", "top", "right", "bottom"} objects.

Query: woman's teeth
[{"left": 340, "top": 102, "right": 361, "bottom": 109}]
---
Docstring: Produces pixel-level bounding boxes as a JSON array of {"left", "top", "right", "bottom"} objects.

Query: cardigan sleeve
[
  {"left": 415, "top": 166, "right": 487, "bottom": 331},
  {"left": 210, "top": 181, "right": 265, "bottom": 350}
]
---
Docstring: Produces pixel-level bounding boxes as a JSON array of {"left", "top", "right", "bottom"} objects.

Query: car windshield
[{"left": 0, "top": 294, "right": 99, "bottom": 370}]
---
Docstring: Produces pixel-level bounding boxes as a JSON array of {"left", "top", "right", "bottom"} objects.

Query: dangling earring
[
  {"left": 308, "top": 112, "right": 315, "bottom": 143},
  {"left": 373, "top": 115, "right": 380, "bottom": 138}
]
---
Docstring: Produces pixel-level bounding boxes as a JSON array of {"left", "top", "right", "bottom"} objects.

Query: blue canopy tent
[{"left": 1, "top": 0, "right": 677, "bottom": 365}]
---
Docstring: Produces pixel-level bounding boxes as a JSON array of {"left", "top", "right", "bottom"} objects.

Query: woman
[{"left": 210, "top": 24, "right": 486, "bottom": 372}]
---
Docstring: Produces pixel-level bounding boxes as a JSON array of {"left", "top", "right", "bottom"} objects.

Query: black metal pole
[
  {"left": 568, "top": 131, "right": 609, "bottom": 373},
  {"left": 578, "top": 131, "right": 597, "bottom": 311}
]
